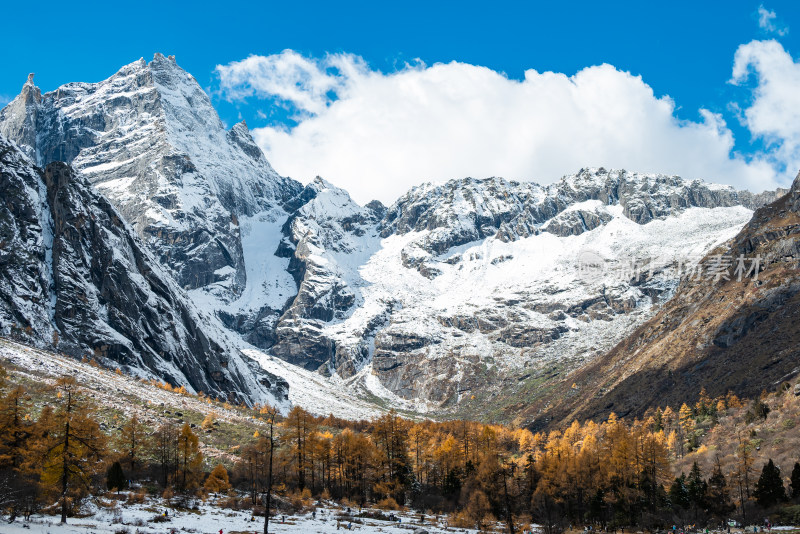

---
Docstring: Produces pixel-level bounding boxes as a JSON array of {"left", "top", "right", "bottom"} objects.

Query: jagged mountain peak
[
  {"left": 791, "top": 170, "right": 800, "bottom": 205},
  {"left": 0, "top": 135, "right": 289, "bottom": 406},
  {"left": 381, "top": 167, "right": 782, "bottom": 252},
  {"left": 0, "top": 55, "right": 304, "bottom": 300},
  {"left": 4, "top": 56, "right": 793, "bottom": 421},
  {"left": 0, "top": 74, "right": 42, "bottom": 161},
  {"left": 152, "top": 52, "right": 177, "bottom": 63}
]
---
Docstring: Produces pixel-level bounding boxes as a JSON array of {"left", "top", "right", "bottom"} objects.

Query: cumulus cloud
[
  {"left": 216, "top": 50, "right": 362, "bottom": 115},
  {"left": 217, "top": 49, "right": 793, "bottom": 205},
  {"left": 757, "top": 5, "right": 789, "bottom": 36},
  {"left": 732, "top": 39, "right": 800, "bottom": 177}
]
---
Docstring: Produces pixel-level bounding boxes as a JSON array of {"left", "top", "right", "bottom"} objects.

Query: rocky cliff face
[
  {"left": 1, "top": 56, "right": 788, "bottom": 420},
  {"left": 383, "top": 169, "right": 781, "bottom": 246},
  {"left": 0, "top": 55, "right": 300, "bottom": 300},
  {"left": 335, "top": 169, "right": 769, "bottom": 415},
  {"left": 0, "top": 135, "right": 288, "bottom": 406},
  {"left": 0, "top": 136, "right": 54, "bottom": 342},
  {"left": 525, "top": 171, "right": 800, "bottom": 428},
  {"left": 270, "top": 178, "right": 383, "bottom": 373}
]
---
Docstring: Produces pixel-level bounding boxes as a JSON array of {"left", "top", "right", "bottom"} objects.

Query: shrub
[
  {"left": 286, "top": 489, "right": 314, "bottom": 513},
  {"left": 204, "top": 464, "right": 232, "bottom": 493},
  {"left": 775, "top": 504, "right": 800, "bottom": 525},
  {"left": 376, "top": 497, "right": 400, "bottom": 510},
  {"left": 746, "top": 400, "right": 771, "bottom": 423},
  {"left": 127, "top": 487, "right": 146, "bottom": 504}
]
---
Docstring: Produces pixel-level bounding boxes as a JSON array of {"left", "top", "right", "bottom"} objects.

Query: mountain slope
[
  {"left": 1, "top": 56, "right": 789, "bottom": 421},
  {"left": 305, "top": 170, "right": 776, "bottom": 413},
  {"left": 0, "top": 134, "right": 288, "bottom": 406},
  {"left": 527, "top": 171, "right": 800, "bottom": 428},
  {"left": 0, "top": 55, "right": 301, "bottom": 300}
]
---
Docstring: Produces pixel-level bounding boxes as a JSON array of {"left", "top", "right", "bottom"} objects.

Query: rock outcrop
[
  {"left": 1, "top": 56, "right": 790, "bottom": 420},
  {"left": 0, "top": 56, "right": 300, "bottom": 300},
  {"left": 0, "top": 135, "right": 288, "bottom": 406},
  {"left": 526, "top": 171, "right": 800, "bottom": 428}
]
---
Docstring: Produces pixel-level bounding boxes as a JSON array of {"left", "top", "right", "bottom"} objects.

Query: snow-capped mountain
[
  {"left": 0, "top": 134, "right": 288, "bottom": 406},
  {"left": 325, "top": 171, "right": 778, "bottom": 414},
  {"left": 0, "top": 54, "right": 300, "bottom": 299},
  {"left": 0, "top": 55, "right": 786, "bottom": 419},
  {"left": 529, "top": 170, "right": 800, "bottom": 428}
]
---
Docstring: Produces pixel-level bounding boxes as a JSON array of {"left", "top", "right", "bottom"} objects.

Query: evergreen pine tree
[
  {"left": 707, "top": 457, "right": 734, "bottom": 518},
  {"left": 687, "top": 461, "right": 707, "bottom": 507},
  {"left": 670, "top": 474, "right": 690, "bottom": 509},
  {"left": 753, "top": 459, "right": 786, "bottom": 508},
  {"left": 106, "top": 461, "right": 127, "bottom": 492},
  {"left": 687, "top": 461, "right": 707, "bottom": 521},
  {"left": 790, "top": 462, "right": 800, "bottom": 501}
]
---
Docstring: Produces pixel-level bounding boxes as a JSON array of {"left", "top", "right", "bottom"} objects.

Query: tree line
[{"left": 2, "top": 361, "right": 800, "bottom": 531}]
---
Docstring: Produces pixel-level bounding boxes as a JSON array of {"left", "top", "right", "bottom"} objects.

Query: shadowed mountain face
[
  {"left": 524, "top": 172, "right": 800, "bottom": 429},
  {"left": 0, "top": 55, "right": 301, "bottom": 300},
  {"left": 0, "top": 55, "right": 791, "bottom": 420},
  {"left": 0, "top": 135, "right": 288, "bottom": 406}
]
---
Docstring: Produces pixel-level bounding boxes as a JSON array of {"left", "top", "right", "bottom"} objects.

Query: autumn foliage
[{"left": 1, "top": 357, "right": 800, "bottom": 530}]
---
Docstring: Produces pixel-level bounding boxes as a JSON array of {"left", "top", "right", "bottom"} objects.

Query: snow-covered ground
[
  {"left": 242, "top": 349, "right": 390, "bottom": 420},
  {"left": 0, "top": 339, "right": 267, "bottom": 432},
  {"left": 2, "top": 498, "right": 486, "bottom": 534}
]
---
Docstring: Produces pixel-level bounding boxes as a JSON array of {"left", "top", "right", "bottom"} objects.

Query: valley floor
[{"left": 2, "top": 499, "right": 482, "bottom": 534}]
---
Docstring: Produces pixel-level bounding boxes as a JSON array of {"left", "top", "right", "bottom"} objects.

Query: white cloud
[
  {"left": 216, "top": 50, "right": 359, "bottom": 115},
  {"left": 217, "top": 50, "right": 794, "bottom": 205},
  {"left": 757, "top": 5, "right": 789, "bottom": 36},
  {"left": 732, "top": 39, "right": 800, "bottom": 177}
]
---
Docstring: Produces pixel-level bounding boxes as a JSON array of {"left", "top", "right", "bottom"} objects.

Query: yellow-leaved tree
[
  {"left": 0, "top": 384, "right": 36, "bottom": 513},
  {"left": 117, "top": 413, "right": 146, "bottom": 477},
  {"left": 38, "top": 377, "right": 106, "bottom": 524},
  {"left": 204, "top": 463, "right": 231, "bottom": 494},
  {"left": 177, "top": 423, "right": 203, "bottom": 491}
]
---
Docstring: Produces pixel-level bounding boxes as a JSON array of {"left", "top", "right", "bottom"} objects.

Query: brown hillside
[{"left": 526, "top": 171, "right": 800, "bottom": 429}]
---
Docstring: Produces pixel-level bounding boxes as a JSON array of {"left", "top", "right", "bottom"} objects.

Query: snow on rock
[
  {"left": 0, "top": 55, "right": 301, "bottom": 300},
  {"left": 269, "top": 178, "right": 384, "bottom": 375},
  {"left": 1, "top": 56, "right": 788, "bottom": 419},
  {"left": 0, "top": 134, "right": 54, "bottom": 342},
  {"left": 254, "top": 169, "right": 768, "bottom": 414},
  {"left": 0, "top": 136, "right": 288, "bottom": 407}
]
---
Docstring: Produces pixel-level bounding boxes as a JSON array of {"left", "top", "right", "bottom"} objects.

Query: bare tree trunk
[
  {"left": 264, "top": 409, "right": 276, "bottom": 534},
  {"left": 60, "top": 390, "right": 72, "bottom": 524},
  {"left": 502, "top": 459, "right": 516, "bottom": 534}
]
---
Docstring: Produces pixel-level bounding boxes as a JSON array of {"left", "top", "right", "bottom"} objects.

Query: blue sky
[{"left": 1, "top": 1, "right": 798, "bottom": 202}]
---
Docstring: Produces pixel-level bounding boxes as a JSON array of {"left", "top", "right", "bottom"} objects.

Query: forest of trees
[{"left": 2, "top": 359, "right": 800, "bottom": 531}]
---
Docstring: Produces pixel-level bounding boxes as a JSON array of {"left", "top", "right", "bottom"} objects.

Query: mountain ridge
[
  {"left": 0, "top": 55, "right": 791, "bottom": 420},
  {"left": 521, "top": 171, "right": 800, "bottom": 429},
  {"left": 0, "top": 134, "right": 289, "bottom": 407}
]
